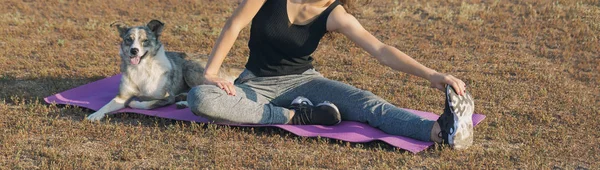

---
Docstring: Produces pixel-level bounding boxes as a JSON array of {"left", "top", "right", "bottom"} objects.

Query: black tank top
[{"left": 245, "top": 0, "right": 341, "bottom": 77}]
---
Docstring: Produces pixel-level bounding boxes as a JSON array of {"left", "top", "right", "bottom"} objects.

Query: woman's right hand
[
  {"left": 203, "top": 74, "right": 236, "bottom": 96},
  {"left": 428, "top": 72, "right": 466, "bottom": 96}
]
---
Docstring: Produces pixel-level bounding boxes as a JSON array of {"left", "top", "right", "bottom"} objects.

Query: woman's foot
[
  {"left": 436, "top": 85, "right": 475, "bottom": 149},
  {"left": 289, "top": 96, "right": 341, "bottom": 126},
  {"left": 291, "top": 96, "right": 314, "bottom": 106}
]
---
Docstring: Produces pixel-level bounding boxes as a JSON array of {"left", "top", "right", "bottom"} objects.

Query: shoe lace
[
  {"left": 291, "top": 102, "right": 312, "bottom": 125},
  {"left": 437, "top": 113, "right": 454, "bottom": 141}
]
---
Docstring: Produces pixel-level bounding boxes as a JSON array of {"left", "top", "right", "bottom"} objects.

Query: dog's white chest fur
[{"left": 125, "top": 51, "right": 173, "bottom": 99}]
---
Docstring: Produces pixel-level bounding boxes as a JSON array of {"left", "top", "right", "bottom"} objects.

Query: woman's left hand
[{"left": 428, "top": 72, "right": 467, "bottom": 95}]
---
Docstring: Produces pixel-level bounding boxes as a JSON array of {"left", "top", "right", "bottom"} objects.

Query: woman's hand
[
  {"left": 428, "top": 72, "right": 466, "bottom": 95},
  {"left": 203, "top": 74, "right": 236, "bottom": 96}
]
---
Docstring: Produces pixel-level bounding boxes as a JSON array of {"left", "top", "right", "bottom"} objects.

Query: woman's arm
[
  {"left": 326, "top": 6, "right": 466, "bottom": 95},
  {"left": 203, "top": 0, "right": 266, "bottom": 95}
]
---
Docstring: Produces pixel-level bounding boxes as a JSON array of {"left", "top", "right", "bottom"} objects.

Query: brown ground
[{"left": 1, "top": 0, "right": 598, "bottom": 169}]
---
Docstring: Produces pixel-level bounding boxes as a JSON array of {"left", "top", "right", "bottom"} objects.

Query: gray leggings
[{"left": 188, "top": 69, "right": 435, "bottom": 141}]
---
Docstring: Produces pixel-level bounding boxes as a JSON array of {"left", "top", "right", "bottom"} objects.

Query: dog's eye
[
  {"left": 125, "top": 38, "right": 133, "bottom": 43},
  {"left": 143, "top": 40, "right": 149, "bottom": 44}
]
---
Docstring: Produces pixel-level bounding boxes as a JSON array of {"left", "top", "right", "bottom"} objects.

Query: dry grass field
[{"left": 1, "top": 0, "right": 598, "bottom": 169}]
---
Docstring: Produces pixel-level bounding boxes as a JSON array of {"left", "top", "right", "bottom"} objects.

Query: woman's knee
[{"left": 187, "top": 85, "right": 225, "bottom": 117}]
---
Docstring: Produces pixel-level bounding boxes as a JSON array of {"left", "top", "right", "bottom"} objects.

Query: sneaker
[
  {"left": 437, "top": 85, "right": 475, "bottom": 149},
  {"left": 291, "top": 96, "right": 313, "bottom": 107},
  {"left": 289, "top": 96, "right": 341, "bottom": 126}
]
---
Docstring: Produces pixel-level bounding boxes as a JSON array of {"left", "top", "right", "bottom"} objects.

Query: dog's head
[{"left": 111, "top": 20, "right": 164, "bottom": 65}]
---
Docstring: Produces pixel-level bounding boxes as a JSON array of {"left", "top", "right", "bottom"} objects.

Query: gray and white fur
[{"left": 87, "top": 20, "right": 242, "bottom": 121}]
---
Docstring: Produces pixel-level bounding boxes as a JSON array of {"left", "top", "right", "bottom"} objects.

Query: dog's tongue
[{"left": 130, "top": 56, "right": 141, "bottom": 65}]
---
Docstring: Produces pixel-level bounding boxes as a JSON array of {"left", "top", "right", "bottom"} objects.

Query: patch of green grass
[{"left": 57, "top": 39, "right": 65, "bottom": 47}]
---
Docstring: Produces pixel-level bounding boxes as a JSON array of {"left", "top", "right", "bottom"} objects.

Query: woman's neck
[{"left": 287, "top": 0, "right": 335, "bottom": 25}]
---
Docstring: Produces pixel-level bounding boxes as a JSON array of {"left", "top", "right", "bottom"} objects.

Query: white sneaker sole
[{"left": 447, "top": 87, "right": 475, "bottom": 149}]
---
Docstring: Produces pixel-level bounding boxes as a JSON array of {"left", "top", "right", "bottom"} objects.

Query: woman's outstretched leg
[{"left": 273, "top": 77, "right": 436, "bottom": 141}]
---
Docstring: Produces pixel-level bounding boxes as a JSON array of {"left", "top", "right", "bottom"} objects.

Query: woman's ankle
[{"left": 430, "top": 122, "right": 443, "bottom": 143}]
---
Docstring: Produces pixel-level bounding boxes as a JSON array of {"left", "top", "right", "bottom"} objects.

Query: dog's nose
[{"left": 130, "top": 48, "right": 139, "bottom": 55}]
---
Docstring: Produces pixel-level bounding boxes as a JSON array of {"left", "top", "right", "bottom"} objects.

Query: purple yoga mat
[{"left": 44, "top": 74, "right": 485, "bottom": 153}]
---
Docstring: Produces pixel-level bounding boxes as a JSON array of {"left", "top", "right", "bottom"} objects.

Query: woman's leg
[
  {"left": 187, "top": 69, "right": 341, "bottom": 125},
  {"left": 273, "top": 76, "right": 435, "bottom": 142},
  {"left": 187, "top": 70, "right": 291, "bottom": 124},
  {"left": 187, "top": 84, "right": 291, "bottom": 124}
]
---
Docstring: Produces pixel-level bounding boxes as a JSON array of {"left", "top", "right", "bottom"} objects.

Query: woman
[{"left": 188, "top": 0, "right": 475, "bottom": 149}]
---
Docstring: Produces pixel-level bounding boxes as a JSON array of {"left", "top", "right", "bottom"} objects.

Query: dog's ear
[
  {"left": 110, "top": 21, "right": 129, "bottom": 37},
  {"left": 147, "top": 20, "right": 164, "bottom": 37}
]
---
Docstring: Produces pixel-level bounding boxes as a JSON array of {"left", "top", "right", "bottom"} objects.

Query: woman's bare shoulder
[{"left": 326, "top": 5, "right": 362, "bottom": 32}]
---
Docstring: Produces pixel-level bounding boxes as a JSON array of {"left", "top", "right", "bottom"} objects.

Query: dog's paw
[
  {"left": 176, "top": 101, "right": 188, "bottom": 109},
  {"left": 86, "top": 112, "right": 106, "bottom": 121}
]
